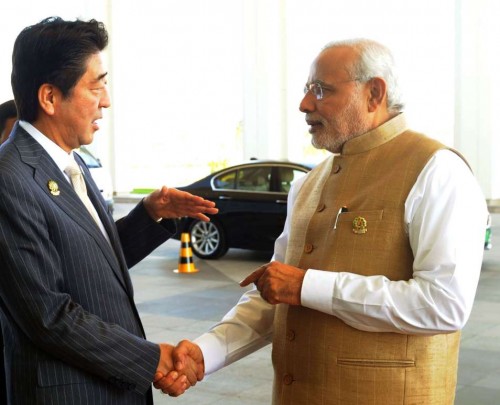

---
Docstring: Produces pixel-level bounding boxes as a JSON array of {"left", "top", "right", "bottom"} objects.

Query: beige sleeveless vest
[{"left": 272, "top": 115, "right": 461, "bottom": 405}]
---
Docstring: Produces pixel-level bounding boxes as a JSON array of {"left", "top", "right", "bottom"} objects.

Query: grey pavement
[{"left": 114, "top": 203, "right": 500, "bottom": 405}]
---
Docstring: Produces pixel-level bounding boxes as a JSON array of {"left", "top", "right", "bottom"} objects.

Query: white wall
[
  {"left": 1, "top": 0, "right": 498, "bottom": 201},
  {"left": 454, "top": 0, "right": 500, "bottom": 201},
  {"left": 109, "top": 0, "right": 244, "bottom": 191}
]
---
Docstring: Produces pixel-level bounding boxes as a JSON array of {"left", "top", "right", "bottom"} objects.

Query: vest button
[
  {"left": 304, "top": 243, "right": 313, "bottom": 253},
  {"left": 333, "top": 164, "right": 341, "bottom": 173},
  {"left": 317, "top": 202, "right": 326, "bottom": 212},
  {"left": 283, "top": 374, "right": 294, "bottom": 385},
  {"left": 286, "top": 330, "right": 295, "bottom": 341}
]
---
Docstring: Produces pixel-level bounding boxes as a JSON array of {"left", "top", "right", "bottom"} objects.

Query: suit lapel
[
  {"left": 14, "top": 128, "right": 131, "bottom": 293},
  {"left": 76, "top": 154, "right": 135, "bottom": 295}
]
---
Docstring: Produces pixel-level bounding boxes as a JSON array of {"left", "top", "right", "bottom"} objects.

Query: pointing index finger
[{"left": 239, "top": 265, "right": 266, "bottom": 287}]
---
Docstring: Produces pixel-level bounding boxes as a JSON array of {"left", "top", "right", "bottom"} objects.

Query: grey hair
[{"left": 323, "top": 38, "right": 404, "bottom": 113}]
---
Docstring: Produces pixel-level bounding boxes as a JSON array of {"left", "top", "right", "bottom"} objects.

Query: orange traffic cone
[{"left": 173, "top": 232, "right": 199, "bottom": 273}]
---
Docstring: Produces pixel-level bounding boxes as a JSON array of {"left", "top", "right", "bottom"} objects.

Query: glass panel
[
  {"left": 214, "top": 171, "right": 237, "bottom": 190},
  {"left": 278, "top": 167, "right": 307, "bottom": 193},
  {"left": 236, "top": 166, "right": 271, "bottom": 191}
]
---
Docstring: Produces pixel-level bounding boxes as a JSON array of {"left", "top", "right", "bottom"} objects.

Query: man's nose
[
  {"left": 100, "top": 86, "right": 111, "bottom": 108},
  {"left": 299, "top": 91, "right": 316, "bottom": 113}
]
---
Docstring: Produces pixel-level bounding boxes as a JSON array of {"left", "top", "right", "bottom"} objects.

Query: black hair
[
  {"left": 0, "top": 99, "right": 17, "bottom": 135},
  {"left": 11, "top": 16, "right": 108, "bottom": 122}
]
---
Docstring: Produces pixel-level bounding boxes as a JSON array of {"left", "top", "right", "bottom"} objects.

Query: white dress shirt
[
  {"left": 195, "top": 149, "right": 488, "bottom": 375},
  {"left": 18, "top": 121, "right": 110, "bottom": 242}
]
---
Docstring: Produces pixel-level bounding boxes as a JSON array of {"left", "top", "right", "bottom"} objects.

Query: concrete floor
[{"left": 114, "top": 203, "right": 500, "bottom": 405}]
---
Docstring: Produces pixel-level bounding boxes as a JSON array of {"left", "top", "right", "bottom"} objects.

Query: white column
[
  {"left": 242, "top": 0, "right": 288, "bottom": 160},
  {"left": 455, "top": 0, "right": 500, "bottom": 202}
]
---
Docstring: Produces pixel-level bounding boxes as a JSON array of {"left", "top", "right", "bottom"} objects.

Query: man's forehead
[
  {"left": 83, "top": 53, "right": 108, "bottom": 81},
  {"left": 310, "top": 47, "right": 355, "bottom": 80}
]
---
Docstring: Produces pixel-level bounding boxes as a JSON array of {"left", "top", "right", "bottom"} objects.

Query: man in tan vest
[{"left": 162, "top": 39, "right": 488, "bottom": 404}]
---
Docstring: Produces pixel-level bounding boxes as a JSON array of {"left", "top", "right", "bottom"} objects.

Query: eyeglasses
[{"left": 303, "top": 79, "right": 361, "bottom": 100}]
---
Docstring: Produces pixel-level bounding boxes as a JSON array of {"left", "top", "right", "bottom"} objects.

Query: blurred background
[{"left": 1, "top": 0, "right": 499, "bottom": 203}]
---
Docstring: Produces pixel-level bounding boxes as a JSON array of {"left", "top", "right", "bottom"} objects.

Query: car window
[
  {"left": 236, "top": 166, "right": 271, "bottom": 191},
  {"left": 214, "top": 171, "right": 236, "bottom": 190},
  {"left": 279, "top": 167, "right": 308, "bottom": 193}
]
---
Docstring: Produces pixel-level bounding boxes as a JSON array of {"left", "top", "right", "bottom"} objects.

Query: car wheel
[{"left": 189, "top": 219, "right": 228, "bottom": 259}]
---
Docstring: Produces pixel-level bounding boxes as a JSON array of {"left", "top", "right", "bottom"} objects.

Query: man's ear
[
  {"left": 38, "top": 84, "right": 58, "bottom": 116},
  {"left": 367, "top": 77, "right": 387, "bottom": 112}
]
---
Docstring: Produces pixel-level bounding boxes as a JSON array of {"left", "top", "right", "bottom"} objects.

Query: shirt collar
[{"left": 19, "top": 120, "right": 76, "bottom": 176}]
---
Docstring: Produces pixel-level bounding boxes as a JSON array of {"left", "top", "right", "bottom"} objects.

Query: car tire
[{"left": 188, "top": 219, "right": 228, "bottom": 259}]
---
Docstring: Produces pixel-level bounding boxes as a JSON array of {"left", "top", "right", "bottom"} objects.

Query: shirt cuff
[
  {"left": 301, "top": 269, "right": 336, "bottom": 315},
  {"left": 193, "top": 333, "right": 227, "bottom": 375}
]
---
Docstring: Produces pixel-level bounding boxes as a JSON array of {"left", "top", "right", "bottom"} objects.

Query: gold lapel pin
[
  {"left": 47, "top": 180, "right": 60, "bottom": 196},
  {"left": 352, "top": 216, "right": 367, "bottom": 234}
]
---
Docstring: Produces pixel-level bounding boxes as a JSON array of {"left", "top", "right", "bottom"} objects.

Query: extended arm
[{"left": 116, "top": 187, "right": 218, "bottom": 268}]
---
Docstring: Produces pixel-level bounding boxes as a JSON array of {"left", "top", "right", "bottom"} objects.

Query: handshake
[{"left": 154, "top": 340, "right": 205, "bottom": 396}]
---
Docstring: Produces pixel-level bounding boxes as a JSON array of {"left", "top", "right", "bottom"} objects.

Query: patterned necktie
[{"left": 64, "top": 159, "right": 101, "bottom": 226}]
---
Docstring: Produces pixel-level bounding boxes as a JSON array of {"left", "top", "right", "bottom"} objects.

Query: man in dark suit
[{"left": 0, "top": 17, "right": 211, "bottom": 404}]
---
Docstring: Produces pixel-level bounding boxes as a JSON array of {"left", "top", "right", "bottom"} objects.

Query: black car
[{"left": 175, "top": 160, "right": 313, "bottom": 259}]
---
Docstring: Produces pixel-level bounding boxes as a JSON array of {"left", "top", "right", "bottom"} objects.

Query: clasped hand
[{"left": 154, "top": 340, "right": 205, "bottom": 396}]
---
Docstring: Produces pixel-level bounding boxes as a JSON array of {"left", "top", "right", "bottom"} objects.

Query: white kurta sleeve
[
  {"left": 194, "top": 173, "right": 305, "bottom": 374},
  {"left": 194, "top": 289, "right": 275, "bottom": 374}
]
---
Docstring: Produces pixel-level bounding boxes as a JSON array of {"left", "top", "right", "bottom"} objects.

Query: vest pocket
[{"left": 337, "top": 358, "right": 415, "bottom": 368}]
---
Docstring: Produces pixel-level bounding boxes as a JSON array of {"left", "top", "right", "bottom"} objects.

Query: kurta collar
[{"left": 341, "top": 113, "right": 408, "bottom": 155}]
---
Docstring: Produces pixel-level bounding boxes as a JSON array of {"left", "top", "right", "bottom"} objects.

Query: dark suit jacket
[
  {"left": 0, "top": 125, "right": 174, "bottom": 404},
  {"left": 1, "top": 329, "right": 5, "bottom": 403}
]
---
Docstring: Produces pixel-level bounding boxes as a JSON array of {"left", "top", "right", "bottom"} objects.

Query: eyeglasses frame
[{"left": 303, "top": 78, "right": 365, "bottom": 100}]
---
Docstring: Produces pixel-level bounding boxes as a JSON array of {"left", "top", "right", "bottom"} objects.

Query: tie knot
[{"left": 65, "top": 159, "right": 82, "bottom": 177}]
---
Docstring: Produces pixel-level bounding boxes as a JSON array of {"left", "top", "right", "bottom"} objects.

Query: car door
[{"left": 212, "top": 164, "right": 282, "bottom": 250}]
